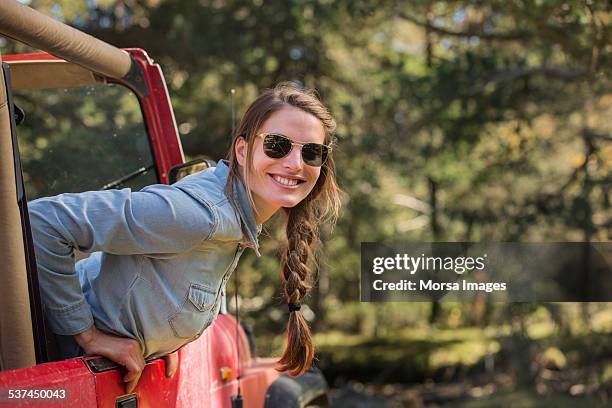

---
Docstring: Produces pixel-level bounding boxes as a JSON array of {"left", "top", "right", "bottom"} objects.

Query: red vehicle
[{"left": 0, "top": 1, "right": 328, "bottom": 407}]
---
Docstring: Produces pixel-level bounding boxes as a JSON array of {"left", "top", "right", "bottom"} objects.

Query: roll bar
[{"left": 0, "top": 0, "right": 131, "bottom": 79}]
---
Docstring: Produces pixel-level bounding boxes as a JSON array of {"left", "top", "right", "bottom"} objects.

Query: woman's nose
[{"left": 282, "top": 145, "right": 304, "bottom": 170}]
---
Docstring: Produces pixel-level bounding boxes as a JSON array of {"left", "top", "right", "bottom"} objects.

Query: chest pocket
[{"left": 169, "top": 283, "right": 216, "bottom": 339}]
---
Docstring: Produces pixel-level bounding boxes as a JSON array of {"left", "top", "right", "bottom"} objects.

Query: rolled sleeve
[
  {"left": 44, "top": 299, "right": 94, "bottom": 335},
  {"left": 29, "top": 184, "right": 217, "bottom": 335}
]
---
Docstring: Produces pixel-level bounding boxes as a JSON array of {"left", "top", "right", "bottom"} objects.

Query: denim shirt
[{"left": 28, "top": 160, "right": 261, "bottom": 359}]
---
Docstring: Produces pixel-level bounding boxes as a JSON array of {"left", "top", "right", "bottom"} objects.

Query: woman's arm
[
  {"left": 29, "top": 184, "right": 217, "bottom": 336},
  {"left": 30, "top": 184, "right": 214, "bottom": 392}
]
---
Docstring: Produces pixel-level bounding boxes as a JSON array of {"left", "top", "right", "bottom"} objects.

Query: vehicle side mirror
[{"left": 168, "top": 158, "right": 216, "bottom": 184}]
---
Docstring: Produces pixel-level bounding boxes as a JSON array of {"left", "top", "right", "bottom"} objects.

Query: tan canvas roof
[{"left": 6, "top": 59, "right": 103, "bottom": 90}]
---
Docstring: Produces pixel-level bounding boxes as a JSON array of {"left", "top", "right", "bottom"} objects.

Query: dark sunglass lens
[
  {"left": 263, "top": 134, "right": 292, "bottom": 158},
  {"left": 302, "top": 144, "right": 326, "bottom": 166}
]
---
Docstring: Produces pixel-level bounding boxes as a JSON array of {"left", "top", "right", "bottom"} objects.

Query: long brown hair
[{"left": 225, "top": 82, "right": 341, "bottom": 376}]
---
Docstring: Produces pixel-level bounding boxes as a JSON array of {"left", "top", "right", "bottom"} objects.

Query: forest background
[{"left": 4, "top": 0, "right": 611, "bottom": 406}]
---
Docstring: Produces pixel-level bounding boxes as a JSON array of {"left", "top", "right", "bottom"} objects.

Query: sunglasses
[{"left": 256, "top": 133, "right": 332, "bottom": 167}]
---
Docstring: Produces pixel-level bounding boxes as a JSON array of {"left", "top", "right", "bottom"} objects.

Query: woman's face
[{"left": 235, "top": 105, "right": 326, "bottom": 223}]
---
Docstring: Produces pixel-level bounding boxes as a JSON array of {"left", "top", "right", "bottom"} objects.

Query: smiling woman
[
  {"left": 27, "top": 81, "right": 342, "bottom": 393},
  {"left": 226, "top": 82, "right": 342, "bottom": 376}
]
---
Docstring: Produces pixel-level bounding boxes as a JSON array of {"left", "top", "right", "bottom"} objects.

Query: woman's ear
[{"left": 235, "top": 136, "right": 247, "bottom": 167}]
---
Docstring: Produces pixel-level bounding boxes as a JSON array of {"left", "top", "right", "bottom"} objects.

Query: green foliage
[{"left": 14, "top": 85, "right": 156, "bottom": 198}]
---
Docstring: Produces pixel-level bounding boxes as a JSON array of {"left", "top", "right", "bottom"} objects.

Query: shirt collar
[{"left": 215, "top": 160, "right": 262, "bottom": 256}]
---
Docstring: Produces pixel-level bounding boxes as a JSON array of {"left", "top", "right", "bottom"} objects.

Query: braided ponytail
[
  {"left": 276, "top": 201, "right": 319, "bottom": 376},
  {"left": 225, "top": 82, "right": 342, "bottom": 377}
]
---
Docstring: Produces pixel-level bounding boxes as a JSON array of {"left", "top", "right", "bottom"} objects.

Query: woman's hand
[
  {"left": 163, "top": 351, "right": 179, "bottom": 379},
  {"left": 74, "top": 325, "right": 146, "bottom": 393}
]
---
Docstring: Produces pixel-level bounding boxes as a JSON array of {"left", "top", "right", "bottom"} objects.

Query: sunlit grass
[
  {"left": 428, "top": 339, "right": 500, "bottom": 369},
  {"left": 315, "top": 327, "right": 502, "bottom": 372},
  {"left": 253, "top": 304, "right": 612, "bottom": 391}
]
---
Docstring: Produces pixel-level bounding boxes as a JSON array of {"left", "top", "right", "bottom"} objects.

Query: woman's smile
[{"left": 268, "top": 173, "right": 306, "bottom": 188}]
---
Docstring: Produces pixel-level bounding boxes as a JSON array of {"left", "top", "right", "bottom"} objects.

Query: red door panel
[{"left": 0, "top": 358, "right": 96, "bottom": 407}]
